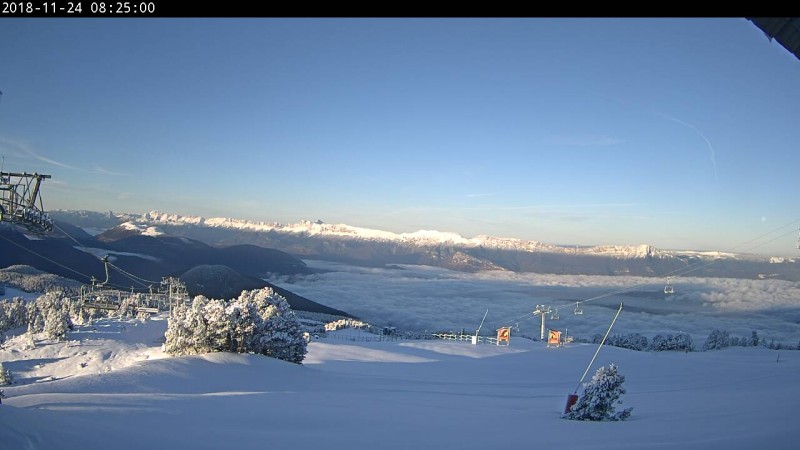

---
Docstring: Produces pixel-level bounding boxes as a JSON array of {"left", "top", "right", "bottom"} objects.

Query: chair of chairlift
[
  {"left": 664, "top": 277, "right": 675, "bottom": 295},
  {"left": 574, "top": 302, "right": 583, "bottom": 315},
  {"left": 550, "top": 308, "right": 559, "bottom": 320}
]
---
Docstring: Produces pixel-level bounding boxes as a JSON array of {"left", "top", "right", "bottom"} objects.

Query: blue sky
[{"left": 1, "top": 18, "right": 799, "bottom": 255}]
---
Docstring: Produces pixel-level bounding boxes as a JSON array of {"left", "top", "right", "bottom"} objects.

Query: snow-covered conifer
[
  {"left": 607, "top": 333, "right": 648, "bottom": 351},
  {"left": 163, "top": 299, "right": 194, "bottom": 355},
  {"left": 650, "top": 333, "right": 694, "bottom": 352},
  {"left": 163, "top": 288, "right": 307, "bottom": 363},
  {"left": 203, "top": 299, "right": 230, "bottom": 351},
  {"left": 44, "top": 308, "right": 71, "bottom": 341},
  {"left": 750, "top": 330, "right": 760, "bottom": 347},
  {"left": 703, "top": 329, "right": 730, "bottom": 351},
  {"left": 0, "top": 362, "right": 13, "bottom": 386},
  {"left": 565, "top": 363, "right": 632, "bottom": 421},
  {"left": 250, "top": 288, "right": 307, "bottom": 364},
  {"left": 226, "top": 294, "right": 258, "bottom": 353}
]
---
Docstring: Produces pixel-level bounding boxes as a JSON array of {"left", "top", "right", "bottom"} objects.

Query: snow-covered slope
[{"left": 0, "top": 316, "right": 797, "bottom": 450}]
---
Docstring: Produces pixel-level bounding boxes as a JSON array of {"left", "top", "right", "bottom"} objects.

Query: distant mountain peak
[{"left": 132, "top": 210, "right": 669, "bottom": 259}]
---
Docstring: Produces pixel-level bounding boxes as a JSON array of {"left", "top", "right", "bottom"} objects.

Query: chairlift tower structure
[
  {"left": 0, "top": 171, "right": 54, "bottom": 234},
  {"left": 532, "top": 304, "right": 552, "bottom": 341}
]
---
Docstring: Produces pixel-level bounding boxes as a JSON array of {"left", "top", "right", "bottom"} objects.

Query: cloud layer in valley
[{"left": 268, "top": 260, "right": 800, "bottom": 346}]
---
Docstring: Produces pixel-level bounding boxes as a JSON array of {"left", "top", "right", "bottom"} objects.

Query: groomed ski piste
[{"left": 0, "top": 312, "right": 797, "bottom": 450}]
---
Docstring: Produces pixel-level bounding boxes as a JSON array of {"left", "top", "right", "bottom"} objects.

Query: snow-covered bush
[
  {"left": 0, "top": 362, "right": 13, "bottom": 386},
  {"left": 649, "top": 333, "right": 694, "bottom": 352},
  {"left": 23, "top": 291, "right": 74, "bottom": 341},
  {"left": 164, "top": 288, "right": 307, "bottom": 364},
  {"left": 703, "top": 329, "right": 731, "bottom": 351},
  {"left": 19, "top": 291, "right": 73, "bottom": 341},
  {"left": 0, "top": 298, "right": 28, "bottom": 333},
  {"left": 565, "top": 363, "right": 632, "bottom": 421},
  {"left": 324, "top": 318, "right": 370, "bottom": 332},
  {"left": 595, "top": 333, "right": 649, "bottom": 351}
]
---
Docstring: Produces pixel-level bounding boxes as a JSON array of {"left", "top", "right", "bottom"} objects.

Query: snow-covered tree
[
  {"left": 163, "top": 298, "right": 207, "bottom": 356},
  {"left": 0, "top": 362, "right": 13, "bottom": 386},
  {"left": 44, "top": 308, "right": 71, "bottom": 341},
  {"left": 605, "top": 333, "right": 649, "bottom": 351},
  {"left": 0, "top": 298, "right": 28, "bottom": 333},
  {"left": 24, "top": 332, "right": 35, "bottom": 350},
  {"left": 115, "top": 295, "right": 139, "bottom": 319},
  {"left": 226, "top": 295, "right": 259, "bottom": 353},
  {"left": 203, "top": 299, "right": 230, "bottom": 351},
  {"left": 565, "top": 363, "right": 632, "bottom": 421},
  {"left": 26, "top": 301, "right": 44, "bottom": 334},
  {"left": 249, "top": 288, "right": 307, "bottom": 364},
  {"left": 750, "top": 330, "right": 760, "bottom": 347},
  {"left": 163, "top": 288, "right": 307, "bottom": 363},
  {"left": 703, "top": 329, "right": 730, "bottom": 351},
  {"left": 650, "top": 333, "right": 694, "bottom": 352}
]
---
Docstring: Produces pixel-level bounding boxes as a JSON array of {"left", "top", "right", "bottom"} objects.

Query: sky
[{"left": 1, "top": 18, "right": 799, "bottom": 255}]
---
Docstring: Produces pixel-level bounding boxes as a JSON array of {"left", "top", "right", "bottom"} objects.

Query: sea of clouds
[{"left": 267, "top": 260, "right": 800, "bottom": 346}]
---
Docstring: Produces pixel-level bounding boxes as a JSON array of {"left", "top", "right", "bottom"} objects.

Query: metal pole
[
  {"left": 540, "top": 311, "right": 545, "bottom": 340},
  {"left": 573, "top": 302, "right": 623, "bottom": 394}
]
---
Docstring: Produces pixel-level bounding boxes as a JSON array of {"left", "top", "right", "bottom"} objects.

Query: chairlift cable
[
  {"left": 729, "top": 217, "right": 800, "bottom": 252},
  {"left": 0, "top": 232, "right": 92, "bottom": 281},
  {"left": 545, "top": 216, "right": 800, "bottom": 314},
  {"left": 105, "top": 261, "right": 159, "bottom": 287},
  {"left": 51, "top": 221, "right": 87, "bottom": 249},
  {"left": 52, "top": 219, "right": 160, "bottom": 287}
]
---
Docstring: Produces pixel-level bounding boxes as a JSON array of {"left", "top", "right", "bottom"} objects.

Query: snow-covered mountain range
[
  {"left": 48, "top": 209, "right": 800, "bottom": 281},
  {"left": 129, "top": 210, "right": 696, "bottom": 259}
]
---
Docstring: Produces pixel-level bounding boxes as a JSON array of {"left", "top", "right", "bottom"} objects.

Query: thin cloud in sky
[
  {"left": 0, "top": 138, "right": 26, "bottom": 159},
  {"left": 23, "top": 147, "right": 82, "bottom": 171},
  {"left": 652, "top": 111, "right": 720, "bottom": 186},
  {"left": 0, "top": 137, "right": 131, "bottom": 176},
  {"left": 588, "top": 94, "right": 721, "bottom": 187},
  {"left": 92, "top": 165, "right": 131, "bottom": 176},
  {"left": 0, "top": 138, "right": 80, "bottom": 170}
]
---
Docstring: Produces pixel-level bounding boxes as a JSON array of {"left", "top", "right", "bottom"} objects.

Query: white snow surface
[
  {"left": 0, "top": 315, "right": 797, "bottom": 449},
  {"left": 0, "top": 287, "right": 40, "bottom": 301},
  {"left": 119, "top": 221, "right": 164, "bottom": 237}
]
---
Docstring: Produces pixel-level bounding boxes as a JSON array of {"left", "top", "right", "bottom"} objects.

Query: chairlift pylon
[{"left": 0, "top": 171, "right": 54, "bottom": 234}]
